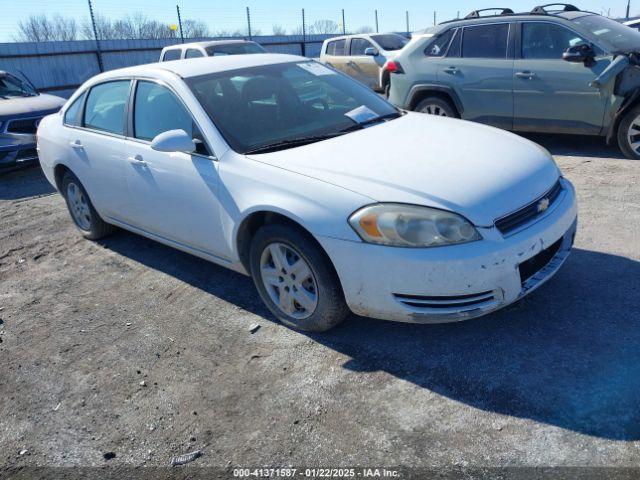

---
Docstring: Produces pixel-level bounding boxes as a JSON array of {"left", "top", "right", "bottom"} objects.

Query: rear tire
[
  {"left": 61, "top": 171, "right": 116, "bottom": 240},
  {"left": 249, "top": 223, "right": 349, "bottom": 332},
  {"left": 414, "top": 96, "right": 458, "bottom": 118},
  {"left": 617, "top": 105, "right": 640, "bottom": 160}
]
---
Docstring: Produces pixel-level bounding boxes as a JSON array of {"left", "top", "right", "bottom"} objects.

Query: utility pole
[
  {"left": 246, "top": 7, "right": 252, "bottom": 40},
  {"left": 626, "top": 0, "right": 631, "bottom": 19},
  {"left": 176, "top": 5, "right": 184, "bottom": 43},
  {"left": 301, "top": 8, "right": 306, "bottom": 57},
  {"left": 375, "top": 9, "right": 379, "bottom": 33},
  {"left": 342, "top": 9, "right": 346, "bottom": 35},
  {"left": 87, "top": 0, "right": 103, "bottom": 72},
  {"left": 406, "top": 10, "right": 410, "bottom": 35},
  {"left": 433, "top": 11, "right": 437, "bottom": 25}
]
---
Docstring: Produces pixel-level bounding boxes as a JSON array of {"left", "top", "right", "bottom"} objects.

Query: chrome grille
[{"left": 495, "top": 180, "right": 563, "bottom": 236}]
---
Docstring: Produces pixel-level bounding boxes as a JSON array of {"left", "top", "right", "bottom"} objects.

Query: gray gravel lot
[{"left": 0, "top": 133, "right": 639, "bottom": 476}]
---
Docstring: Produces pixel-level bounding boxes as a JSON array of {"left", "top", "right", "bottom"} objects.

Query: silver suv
[{"left": 387, "top": 4, "right": 640, "bottom": 159}]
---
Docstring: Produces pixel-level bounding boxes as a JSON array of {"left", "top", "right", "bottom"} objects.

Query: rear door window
[
  {"left": 83, "top": 80, "right": 131, "bottom": 135},
  {"left": 185, "top": 49, "right": 204, "bottom": 59},
  {"left": 326, "top": 39, "right": 346, "bottom": 56},
  {"left": 462, "top": 23, "right": 510, "bottom": 58},
  {"left": 64, "top": 92, "right": 86, "bottom": 127},
  {"left": 162, "top": 49, "right": 182, "bottom": 61}
]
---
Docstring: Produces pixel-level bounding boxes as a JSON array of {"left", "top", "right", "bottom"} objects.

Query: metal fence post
[
  {"left": 433, "top": 11, "right": 437, "bottom": 26},
  {"left": 246, "top": 7, "right": 252, "bottom": 40},
  {"left": 87, "top": 0, "right": 104, "bottom": 72},
  {"left": 176, "top": 5, "right": 184, "bottom": 42},
  {"left": 375, "top": 10, "right": 379, "bottom": 33},
  {"left": 301, "top": 8, "right": 306, "bottom": 57},
  {"left": 342, "top": 9, "right": 346, "bottom": 35},
  {"left": 406, "top": 10, "right": 409, "bottom": 35}
]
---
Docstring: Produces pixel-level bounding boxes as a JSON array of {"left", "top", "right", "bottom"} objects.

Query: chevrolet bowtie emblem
[{"left": 537, "top": 197, "right": 550, "bottom": 213}]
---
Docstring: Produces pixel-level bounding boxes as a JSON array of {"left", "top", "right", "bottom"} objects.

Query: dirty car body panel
[{"left": 37, "top": 54, "right": 577, "bottom": 325}]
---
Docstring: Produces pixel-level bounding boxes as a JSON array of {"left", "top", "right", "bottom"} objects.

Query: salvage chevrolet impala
[{"left": 37, "top": 54, "right": 578, "bottom": 332}]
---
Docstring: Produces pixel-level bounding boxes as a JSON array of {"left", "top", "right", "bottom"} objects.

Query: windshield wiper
[
  {"left": 339, "top": 111, "right": 403, "bottom": 133},
  {"left": 244, "top": 132, "right": 347, "bottom": 154}
]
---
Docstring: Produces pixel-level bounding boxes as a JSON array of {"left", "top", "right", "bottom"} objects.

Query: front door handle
[
  {"left": 515, "top": 71, "right": 537, "bottom": 79},
  {"left": 69, "top": 140, "right": 84, "bottom": 150},
  {"left": 347, "top": 61, "right": 357, "bottom": 67},
  {"left": 443, "top": 66, "right": 458, "bottom": 74},
  {"left": 127, "top": 154, "right": 146, "bottom": 165}
]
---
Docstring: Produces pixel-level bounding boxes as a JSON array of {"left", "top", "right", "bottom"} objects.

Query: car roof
[
  {"left": 324, "top": 32, "right": 397, "bottom": 42},
  {"left": 415, "top": 10, "right": 596, "bottom": 35},
  {"left": 94, "top": 53, "right": 307, "bottom": 81},
  {"left": 163, "top": 39, "right": 257, "bottom": 50}
]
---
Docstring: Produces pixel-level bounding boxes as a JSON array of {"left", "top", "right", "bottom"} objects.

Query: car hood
[
  {"left": 246, "top": 113, "right": 560, "bottom": 227},
  {"left": 0, "top": 93, "right": 66, "bottom": 121}
]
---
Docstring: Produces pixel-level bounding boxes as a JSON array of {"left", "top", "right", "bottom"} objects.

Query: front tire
[
  {"left": 249, "top": 223, "right": 349, "bottom": 332},
  {"left": 617, "top": 105, "right": 640, "bottom": 160},
  {"left": 414, "top": 96, "right": 458, "bottom": 118},
  {"left": 61, "top": 171, "right": 116, "bottom": 240}
]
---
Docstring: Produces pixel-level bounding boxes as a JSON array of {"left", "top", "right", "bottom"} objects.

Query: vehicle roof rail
[
  {"left": 530, "top": 3, "right": 580, "bottom": 14},
  {"left": 464, "top": 8, "right": 515, "bottom": 19}
]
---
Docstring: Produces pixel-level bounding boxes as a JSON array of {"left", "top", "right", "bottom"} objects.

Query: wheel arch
[
  {"left": 407, "top": 84, "right": 463, "bottom": 116},
  {"left": 53, "top": 163, "right": 73, "bottom": 192},
  {"left": 607, "top": 89, "right": 640, "bottom": 145}
]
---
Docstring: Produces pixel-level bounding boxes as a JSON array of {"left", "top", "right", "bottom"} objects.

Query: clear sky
[{"left": 0, "top": 0, "right": 633, "bottom": 42}]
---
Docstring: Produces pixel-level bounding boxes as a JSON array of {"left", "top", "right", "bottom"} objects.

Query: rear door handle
[
  {"left": 127, "top": 154, "right": 146, "bottom": 165},
  {"left": 69, "top": 140, "right": 84, "bottom": 150},
  {"left": 443, "top": 66, "right": 458, "bottom": 74},
  {"left": 515, "top": 71, "right": 536, "bottom": 79},
  {"left": 347, "top": 61, "right": 357, "bottom": 67}
]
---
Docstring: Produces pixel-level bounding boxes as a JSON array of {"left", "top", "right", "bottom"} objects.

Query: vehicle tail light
[{"left": 386, "top": 61, "right": 404, "bottom": 74}]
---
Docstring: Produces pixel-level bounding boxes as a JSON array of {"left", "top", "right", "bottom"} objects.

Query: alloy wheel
[
  {"left": 421, "top": 104, "right": 449, "bottom": 116},
  {"left": 259, "top": 242, "right": 318, "bottom": 320},
  {"left": 627, "top": 116, "right": 640, "bottom": 156},
  {"left": 66, "top": 182, "right": 92, "bottom": 231}
]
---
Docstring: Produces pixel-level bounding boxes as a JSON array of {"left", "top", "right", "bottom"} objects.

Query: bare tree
[
  {"left": 272, "top": 24, "right": 286, "bottom": 35},
  {"left": 15, "top": 14, "right": 78, "bottom": 42},
  {"left": 308, "top": 19, "right": 339, "bottom": 34},
  {"left": 80, "top": 13, "right": 174, "bottom": 40},
  {"left": 182, "top": 20, "right": 210, "bottom": 38},
  {"left": 354, "top": 25, "right": 374, "bottom": 34},
  {"left": 81, "top": 13, "right": 115, "bottom": 40}
]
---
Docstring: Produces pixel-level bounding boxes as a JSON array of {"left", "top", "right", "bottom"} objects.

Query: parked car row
[{"left": 321, "top": 4, "right": 640, "bottom": 160}]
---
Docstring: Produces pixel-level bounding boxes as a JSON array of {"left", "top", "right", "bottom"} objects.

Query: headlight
[{"left": 348, "top": 203, "right": 481, "bottom": 247}]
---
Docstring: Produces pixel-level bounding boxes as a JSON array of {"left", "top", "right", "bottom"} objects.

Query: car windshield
[
  {"left": 370, "top": 34, "right": 409, "bottom": 51},
  {"left": 186, "top": 61, "right": 400, "bottom": 154},
  {"left": 573, "top": 14, "right": 640, "bottom": 52},
  {"left": 0, "top": 74, "right": 37, "bottom": 99},
  {"left": 205, "top": 43, "right": 267, "bottom": 56}
]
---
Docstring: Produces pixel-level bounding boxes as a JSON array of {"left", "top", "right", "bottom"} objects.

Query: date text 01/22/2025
[{"left": 232, "top": 467, "right": 401, "bottom": 478}]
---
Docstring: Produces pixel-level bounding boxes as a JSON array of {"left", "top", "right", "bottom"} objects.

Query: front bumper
[
  {"left": 318, "top": 178, "right": 578, "bottom": 324},
  {"left": 0, "top": 133, "right": 38, "bottom": 166}
]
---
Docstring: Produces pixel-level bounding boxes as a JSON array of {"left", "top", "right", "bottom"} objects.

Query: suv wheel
[
  {"left": 617, "top": 105, "right": 640, "bottom": 160},
  {"left": 414, "top": 96, "right": 458, "bottom": 118},
  {"left": 62, "top": 171, "right": 116, "bottom": 240},
  {"left": 249, "top": 223, "right": 349, "bottom": 332}
]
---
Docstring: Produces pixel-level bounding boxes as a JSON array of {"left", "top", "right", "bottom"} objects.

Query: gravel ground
[{"left": 0, "top": 133, "right": 639, "bottom": 478}]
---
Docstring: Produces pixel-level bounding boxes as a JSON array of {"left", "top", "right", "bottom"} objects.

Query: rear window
[
  {"left": 162, "top": 49, "right": 182, "bottom": 61},
  {"left": 204, "top": 42, "right": 266, "bottom": 56},
  {"left": 64, "top": 92, "right": 85, "bottom": 126},
  {"left": 370, "top": 34, "right": 408, "bottom": 51},
  {"left": 462, "top": 23, "right": 509, "bottom": 58},
  {"left": 326, "top": 39, "right": 346, "bottom": 56}
]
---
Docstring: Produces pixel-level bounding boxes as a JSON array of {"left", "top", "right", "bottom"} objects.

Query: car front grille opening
[
  {"left": 393, "top": 290, "right": 495, "bottom": 311},
  {"left": 495, "top": 180, "right": 563, "bottom": 236},
  {"left": 518, "top": 237, "right": 563, "bottom": 284},
  {"left": 7, "top": 118, "right": 41, "bottom": 134}
]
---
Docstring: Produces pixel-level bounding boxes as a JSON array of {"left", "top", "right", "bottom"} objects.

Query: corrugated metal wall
[{"left": 0, "top": 34, "right": 335, "bottom": 98}]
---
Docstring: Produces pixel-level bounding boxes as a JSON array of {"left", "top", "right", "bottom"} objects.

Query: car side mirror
[
  {"left": 562, "top": 44, "right": 595, "bottom": 66},
  {"left": 150, "top": 129, "right": 196, "bottom": 153},
  {"left": 365, "top": 47, "right": 379, "bottom": 57}
]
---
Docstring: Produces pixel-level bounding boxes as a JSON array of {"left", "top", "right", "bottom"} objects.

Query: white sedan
[{"left": 37, "top": 54, "right": 578, "bottom": 332}]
